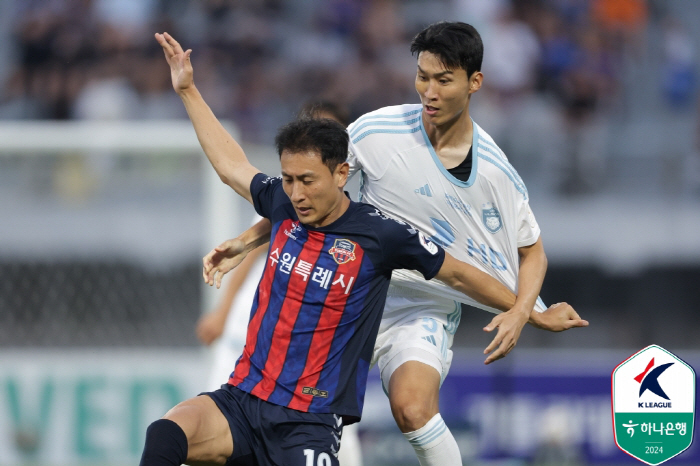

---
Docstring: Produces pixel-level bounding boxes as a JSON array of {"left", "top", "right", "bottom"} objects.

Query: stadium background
[{"left": 1, "top": 0, "right": 699, "bottom": 465}]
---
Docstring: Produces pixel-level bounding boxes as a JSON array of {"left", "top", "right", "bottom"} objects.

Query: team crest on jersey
[
  {"left": 328, "top": 239, "right": 357, "bottom": 264},
  {"left": 482, "top": 203, "right": 502, "bottom": 233}
]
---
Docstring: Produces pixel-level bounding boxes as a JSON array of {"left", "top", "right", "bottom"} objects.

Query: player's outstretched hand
[
  {"left": 482, "top": 309, "right": 530, "bottom": 365},
  {"left": 154, "top": 32, "right": 193, "bottom": 94},
  {"left": 530, "top": 302, "right": 589, "bottom": 332},
  {"left": 202, "top": 238, "right": 249, "bottom": 288}
]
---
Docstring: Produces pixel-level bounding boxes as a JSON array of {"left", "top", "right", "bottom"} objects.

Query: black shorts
[{"left": 203, "top": 384, "right": 342, "bottom": 466}]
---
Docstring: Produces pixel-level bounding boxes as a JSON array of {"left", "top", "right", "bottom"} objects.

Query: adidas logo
[
  {"left": 422, "top": 335, "right": 437, "bottom": 346},
  {"left": 414, "top": 184, "right": 432, "bottom": 197}
]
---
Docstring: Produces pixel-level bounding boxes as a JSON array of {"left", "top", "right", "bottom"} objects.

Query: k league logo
[
  {"left": 482, "top": 202, "right": 502, "bottom": 233},
  {"left": 612, "top": 345, "right": 696, "bottom": 465}
]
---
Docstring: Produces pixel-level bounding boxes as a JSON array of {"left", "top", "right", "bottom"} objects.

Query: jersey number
[{"left": 304, "top": 449, "right": 332, "bottom": 466}]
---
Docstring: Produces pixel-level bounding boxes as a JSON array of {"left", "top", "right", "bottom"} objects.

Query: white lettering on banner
[{"left": 466, "top": 395, "right": 614, "bottom": 457}]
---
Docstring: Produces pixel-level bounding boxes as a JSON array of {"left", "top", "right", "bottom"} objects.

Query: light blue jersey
[{"left": 347, "top": 104, "right": 545, "bottom": 317}]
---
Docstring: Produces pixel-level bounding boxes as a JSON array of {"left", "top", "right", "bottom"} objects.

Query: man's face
[
  {"left": 280, "top": 149, "right": 349, "bottom": 228},
  {"left": 415, "top": 51, "right": 481, "bottom": 126}
]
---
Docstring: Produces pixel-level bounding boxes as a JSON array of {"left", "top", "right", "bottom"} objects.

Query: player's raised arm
[{"left": 155, "top": 32, "right": 259, "bottom": 203}]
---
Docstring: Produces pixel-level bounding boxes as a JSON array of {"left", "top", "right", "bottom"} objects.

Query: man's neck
[{"left": 423, "top": 108, "right": 473, "bottom": 169}]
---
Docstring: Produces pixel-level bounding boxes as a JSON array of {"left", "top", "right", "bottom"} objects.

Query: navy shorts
[{"left": 203, "top": 384, "right": 342, "bottom": 466}]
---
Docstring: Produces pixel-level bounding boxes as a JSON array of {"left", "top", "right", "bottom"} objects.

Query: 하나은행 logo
[{"left": 612, "top": 345, "right": 696, "bottom": 465}]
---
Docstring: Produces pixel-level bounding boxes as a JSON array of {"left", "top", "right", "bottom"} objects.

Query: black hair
[
  {"left": 410, "top": 21, "right": 483, "bottom": 77},
  {"left": 297, "top": 100, "right": 350, "bottom": 127},
  {"left": 275, "top": 118, "right": 349, "bottom": 173}
]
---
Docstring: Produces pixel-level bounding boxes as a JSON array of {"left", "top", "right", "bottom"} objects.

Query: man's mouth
[
  {"left": 425, "top": 105, "right": 439, "bottom": 115},
  {"left": 297, "top": 206, "right": 312, "bottom": 215}
]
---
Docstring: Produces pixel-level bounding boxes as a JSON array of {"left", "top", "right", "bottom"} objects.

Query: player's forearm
[
  {"left": 178, "top": 86, "right": 255, "bottom": 203},
  {"left": 516, "top": 239, "right": 548, "bottom": 324},
  {"left": 238, "top": 218, "right": 272, "bottom": 252},
  {"left": 438, "top": 254, "right": 516, "bottom": 312}
]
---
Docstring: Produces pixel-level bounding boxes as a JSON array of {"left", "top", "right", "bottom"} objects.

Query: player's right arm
[
  {"left": 434, "top": 252, "right": 587, "bottom": 364},
  {"left": 155, "top": 32, "right": 259, "bottom": 203}
]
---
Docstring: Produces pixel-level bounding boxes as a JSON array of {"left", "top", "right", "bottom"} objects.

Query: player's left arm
[{"left": 480, "top": 237, "right": 546, "bottom": 364}]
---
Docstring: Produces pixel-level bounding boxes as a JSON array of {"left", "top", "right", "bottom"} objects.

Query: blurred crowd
[{"left": 0, "top": 0, "right": 698, "bottom": 194}]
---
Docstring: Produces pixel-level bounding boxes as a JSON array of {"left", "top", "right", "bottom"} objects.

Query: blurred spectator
[
  {"left": 3, "top": 0, "right": 692, "bottom": 199},
  {"left": 660, "top": 16, "right": 696, "bottom": 110},
  {"left": 556, "top": 24, "right": 618, "bottom": 195},
  {"left": 591, "top": 0, "right": 648, "bottom": 54}
]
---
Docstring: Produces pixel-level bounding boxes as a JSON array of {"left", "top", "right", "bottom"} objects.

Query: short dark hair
[
  {"left": 275, "top": 118, "right": 349, "bottom": 173},
  {"left": 297, "top": 100, "right": 350, "bottom": 127},
  {"left": 410, "top": 21, "right": 483, "bottom": 77}
]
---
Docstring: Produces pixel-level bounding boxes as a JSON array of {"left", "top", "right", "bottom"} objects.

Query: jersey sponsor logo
[
  {"left": 302, "top": 386, "right": 329, "bottom": 398},
  {"left": 414, "top": 183, "right": 432, "bottom": 197},
  {"left": 445, "top": 193, "right": 472, "bottom": 217},
  {"left": 418, "top": 231, "right": 439, "bottom": 255},
  {"left": 328, "top": 239, "right": 357, "bottom": 264},
  {"left": 284, "top": 220, "right": 302, "bottom": 240},
  {"left": 427, "top": 217, "right": 455, "bottom": 248},
  {"left": 482, "top": 202, "right": 502, "bottom": 233}
]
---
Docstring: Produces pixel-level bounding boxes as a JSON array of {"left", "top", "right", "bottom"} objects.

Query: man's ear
[
  {"left": 335, "top": 162, "right": 350, "bottom": 188},
  {"left": 469, "top": 71, "right": 483, "bottom": 94}
]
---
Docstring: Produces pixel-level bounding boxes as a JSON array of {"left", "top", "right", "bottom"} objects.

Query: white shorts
[{"left": 372, "top": 284, "right": 462, "bottom": 393}]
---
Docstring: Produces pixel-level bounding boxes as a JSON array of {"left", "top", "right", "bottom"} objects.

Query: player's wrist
[{"left": 176, "top": 84, "right": 199, "bottom": 99}]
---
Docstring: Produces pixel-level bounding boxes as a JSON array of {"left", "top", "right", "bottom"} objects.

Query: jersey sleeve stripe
[
  {"left": 352, "top": 108, "right": 421, "bottom": 126},
  {"left": 476, "top": 147, "right": 529, "bottom": 200},
  {"left": 288, "top": 245, "right": 366, "bottom": 412},
  {"left": 250, "top": 231, "right": 325, "bottom": 401},
  {"left": 478, "top": 139, "right": 527, "bottom": 188},
  {"left": 349, "top": 116, "right": 421, "bottom": 138},
  {"left": 352, "top": 126, "right": 422, "bottom": 144},
  {"left": 230, "top": 222, "right": 290, "bottom": 386}
]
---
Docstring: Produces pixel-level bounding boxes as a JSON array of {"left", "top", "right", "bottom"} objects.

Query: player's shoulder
[
  {"left": 351, "top": 202, "right": 417, "bottom": 237},
  {"left": 347, "top": 104, "right": 423, "bottom": 145},
  {"left": 473, "top": 121, "right": 530, "bottom": 200}
]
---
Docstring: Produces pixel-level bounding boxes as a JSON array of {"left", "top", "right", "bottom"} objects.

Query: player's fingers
[
  {"left": 185, "top": 49, "right": 192, "bottom": 61},
  {"left": 156, "top": 33, "right": 174, "bottom": 57},
  {"left": 567, "top": 319, "right": 589, "bottom": 329},
  {"left": 206, "top": 266, "right": 216, "bottom": 286},
  {"left": 164, "top": 32, "right": 184, "bottom": 54},
  {"left": 485, "top": 339, "right": 514, "bottom": 365},
  {"left": 483, "top": 328, "right": 504, "bottom": 355},
  {"left": 216, "top": 270, "right": 224, "bottom": 289},
  {"left": 483, "top": 314, "right": 502, "bottom": 333}
]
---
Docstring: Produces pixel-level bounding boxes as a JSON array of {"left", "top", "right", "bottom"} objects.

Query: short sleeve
[
  {"left": 347, "top": 139, "right": 362, "bottom": 179},
  {"left": 379, "top": 218, "right": 445, "bottom": 280},
  {"left": 250, "top": 173, "right": 282, "bottom": 220},
  {"left": 516, "top": 201, "right": 540, "bottom": 248}
]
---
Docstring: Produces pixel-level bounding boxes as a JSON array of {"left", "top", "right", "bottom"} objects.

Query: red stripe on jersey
[
  {"left": 230, "top": 224, "right": 290, "bottom": 385},
  {"left": 288, "top": 243, "right": 365, "bottom": 412},
  {"left": 250, "top": 231, "right": 325, "bottom": 400}
]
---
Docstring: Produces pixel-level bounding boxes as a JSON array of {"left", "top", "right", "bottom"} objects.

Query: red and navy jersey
[{"left": 229, "top": 173, "right": 445, "bottom": 421}]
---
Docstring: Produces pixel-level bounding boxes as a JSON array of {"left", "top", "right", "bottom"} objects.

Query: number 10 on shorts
[{"left": 304, "top": 449, "right": 333, "bottom": 466}]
